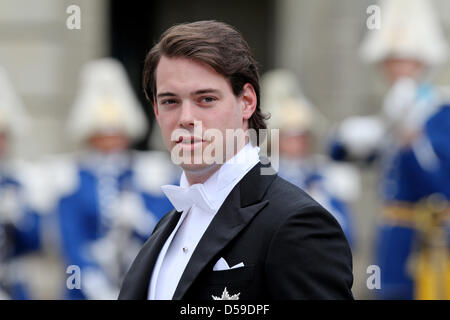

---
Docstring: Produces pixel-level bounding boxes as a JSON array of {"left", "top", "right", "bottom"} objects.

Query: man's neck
[{"left": 184, "top": 163, "right": 222, "bottom": 185}]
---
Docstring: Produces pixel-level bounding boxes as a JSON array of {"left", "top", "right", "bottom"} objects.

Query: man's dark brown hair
[{"left": 143, "top": 20, "right": 269, "bottom": 138}]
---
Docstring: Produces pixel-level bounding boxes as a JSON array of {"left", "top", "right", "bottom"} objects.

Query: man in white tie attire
[{"left": 119, "top": 20, "right": 353, "bottom": 300}]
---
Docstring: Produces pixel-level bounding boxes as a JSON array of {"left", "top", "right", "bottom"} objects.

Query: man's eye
[
  {"left": 161, "top": 99, "right": 177, "bottom": 105},
  {"left": 201, "top": 96, "right": 217, "bottom": 103}
]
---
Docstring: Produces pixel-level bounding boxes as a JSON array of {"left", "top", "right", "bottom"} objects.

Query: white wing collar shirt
[{"left": 148, "top": 142, "right": 260, "bottom": 299}]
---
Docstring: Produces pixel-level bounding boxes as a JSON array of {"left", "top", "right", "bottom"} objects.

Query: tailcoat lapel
[{"left": 118, "top": 209, "right": 182, "bottom": 299}]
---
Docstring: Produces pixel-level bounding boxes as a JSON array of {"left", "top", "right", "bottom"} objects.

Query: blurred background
[{"left": 1, "top": 0, "right": 450, "bottom": 299}]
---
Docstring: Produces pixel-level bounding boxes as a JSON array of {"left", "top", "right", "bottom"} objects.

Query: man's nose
[{"left": 178, "top": 101, "right": 196, "bottom": 129}]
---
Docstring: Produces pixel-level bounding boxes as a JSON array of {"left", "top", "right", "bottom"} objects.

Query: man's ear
[
  {"left": 153, "top": 97, "right": 159, "bottom": 118},
  {"left": 241, "top": 83, "right": 257, "bottom": 121}
]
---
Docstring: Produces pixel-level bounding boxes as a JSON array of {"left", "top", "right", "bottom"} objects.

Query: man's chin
[{"left": 180, "top": 161, "right": 220, "bottom": 173}]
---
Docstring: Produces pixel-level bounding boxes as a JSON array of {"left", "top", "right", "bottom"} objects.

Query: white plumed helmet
[
  {"left": 268, "top": 96, "right": 314, "bottom": 134},
  {"left": 359, "top": 0, "right": 448, "bottom": 66},
  {"left": 67, "top": 58, "right": 148, "bottom": 143},
  {"left": 261, "top": 69, "right": 322, "bottom": 134}
]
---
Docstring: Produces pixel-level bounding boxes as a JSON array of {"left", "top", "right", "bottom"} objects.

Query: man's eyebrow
[
  {"left": 193, "top": 88, "right": 221, "bottom": 95},
  {"left": 156, "top": 92, "right": 177, "bottom": 99},
  {"left": 157, "top": 89, "right": 221, "bottom": 99}
]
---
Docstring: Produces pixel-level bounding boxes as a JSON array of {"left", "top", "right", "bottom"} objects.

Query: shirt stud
[{"left": 183, "top": 247, "right": 188, "bottom": 253}]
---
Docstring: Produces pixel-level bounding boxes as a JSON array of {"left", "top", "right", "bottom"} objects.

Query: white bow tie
[{"left": 161, "top": 184, "right": 216, "bottom": 214}]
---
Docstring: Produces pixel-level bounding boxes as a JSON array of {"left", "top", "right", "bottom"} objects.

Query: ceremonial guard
[
  {"left": 262, "top": 69, "right": 359, "bottom": 246},
  {"left": 330, "top": 0, "right": 450, "bottom": 299},
  {"left": 0, "top": 67, "right": 41, "bottom": 299},
  {"left": 56, "top": 58, "right": 176, "bottom": 299}
]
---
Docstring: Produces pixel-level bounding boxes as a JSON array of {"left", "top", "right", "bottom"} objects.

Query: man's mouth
[{"left": 176, "top": 136, "right": 206, "bottom": 144}]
